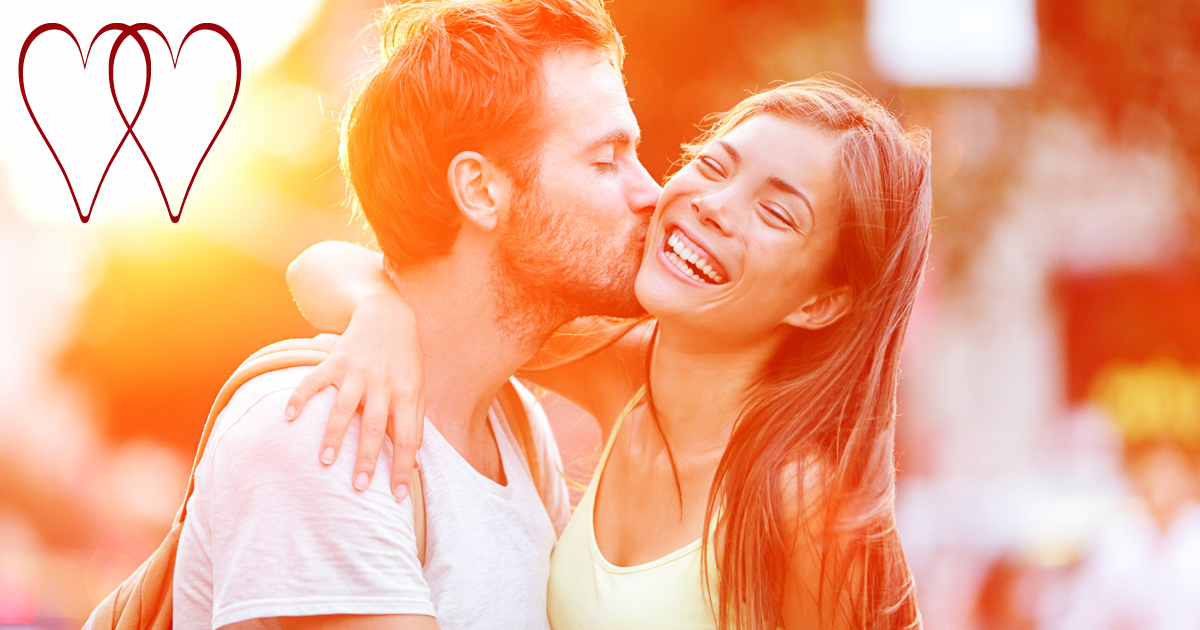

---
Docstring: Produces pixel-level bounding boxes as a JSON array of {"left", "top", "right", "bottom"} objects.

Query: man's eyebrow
[
  {"left": 586, "top": 130, "right": 640, "bottom": 152},
  {"left": 767, "top": 175, "right": 815, "bottom": 221}
]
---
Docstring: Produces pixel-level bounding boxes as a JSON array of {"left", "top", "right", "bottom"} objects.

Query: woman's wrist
[{"left": 347, "top": 289, "right": 417, "bottom": 334}]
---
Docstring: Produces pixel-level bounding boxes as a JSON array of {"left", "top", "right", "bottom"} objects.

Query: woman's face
[{"left": 635, "top": 113, "right": 846, "bottom": 345}]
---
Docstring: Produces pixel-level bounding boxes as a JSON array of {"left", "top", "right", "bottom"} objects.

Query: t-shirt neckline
[{"left": 421, "top": 408, "right": 519, "bottom": 498}]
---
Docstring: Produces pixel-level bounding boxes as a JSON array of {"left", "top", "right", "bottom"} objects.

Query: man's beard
[{"left": 493, "top": 181, "right": 647, "bottom": 345}]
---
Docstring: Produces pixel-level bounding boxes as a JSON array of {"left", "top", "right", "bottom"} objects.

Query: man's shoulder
[
  {"left": 176, "top": 338, "right": 434, "bottom": 629},
  {"left": 212, "top": 334, "right": 342, "bottom": 434},
  {"left": 205, "top": 361, "right": 335, "bottom": 470},
  {"left": 211, "top": 365, "right": 320, "bottom": 439}
]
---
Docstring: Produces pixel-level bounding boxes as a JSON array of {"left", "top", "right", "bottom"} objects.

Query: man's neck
[{"left": 390, "top": 251, "right": 557, "bottom": 445}]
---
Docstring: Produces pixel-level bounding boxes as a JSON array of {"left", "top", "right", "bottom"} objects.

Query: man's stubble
[{"left": 493, "top": 178, "right": 648, "bottom": 346}]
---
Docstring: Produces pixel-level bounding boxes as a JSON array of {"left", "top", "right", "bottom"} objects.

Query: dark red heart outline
[
  {"left": 108, "top": 23, "right": 242, "bottom": 223},
  {"left": 17, "top": 23, "right": 242, "bottom": 224},
  {"left": 18, "top": 24, "right": 153, "bottom": 223}
]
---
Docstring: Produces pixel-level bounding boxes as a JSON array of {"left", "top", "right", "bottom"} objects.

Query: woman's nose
[{"left": 693, "top": 192, "right": 734, "bottom": 235}]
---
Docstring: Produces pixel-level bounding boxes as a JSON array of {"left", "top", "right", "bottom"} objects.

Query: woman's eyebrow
[
  {"left": 715, "top": 140, "right": 741, "bottom": 166},
  {"left": 716, "top": 138, "right": 814, "bottom": 224}
]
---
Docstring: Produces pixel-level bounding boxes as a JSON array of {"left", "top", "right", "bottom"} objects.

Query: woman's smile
[{"left": 658, "top": 225, "right": 729, "bottom": 285}]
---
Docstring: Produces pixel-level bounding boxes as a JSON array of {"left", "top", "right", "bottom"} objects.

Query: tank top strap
[{"left": 594, "top": 385, "right": 647, "bottom": 478}]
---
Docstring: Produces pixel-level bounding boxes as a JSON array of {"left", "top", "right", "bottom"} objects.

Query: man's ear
[
  {"left": 783, "top": 285, "right": 852, "bottom": 330},
  {"left": 447, "top": 151, "right": 513, "bottom": 232}
]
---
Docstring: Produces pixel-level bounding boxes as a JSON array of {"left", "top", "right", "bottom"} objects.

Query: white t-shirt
[{"left": 171, "top": 365, "right": 569, "bottom": 630}]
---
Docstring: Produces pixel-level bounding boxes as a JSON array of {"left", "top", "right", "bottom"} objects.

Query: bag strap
[
  {"left": 411, "top": 458, "right": 426, "bottom": 565},
  {"left": 496, "top": 379, "right": 546, "bottom": 506}
]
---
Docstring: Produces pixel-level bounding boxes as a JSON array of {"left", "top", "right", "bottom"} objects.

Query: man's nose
[{"left": 629, "top": 159, "right": 661, "bottom": 217}]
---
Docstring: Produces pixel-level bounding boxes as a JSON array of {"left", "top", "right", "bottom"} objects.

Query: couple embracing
[{"left": 164, "top": 0, "right": 930, "bottom": 629}]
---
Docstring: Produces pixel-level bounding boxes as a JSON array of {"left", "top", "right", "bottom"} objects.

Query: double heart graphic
[{"left": 18, "top": 23, "right": 242, "bottom": 223}]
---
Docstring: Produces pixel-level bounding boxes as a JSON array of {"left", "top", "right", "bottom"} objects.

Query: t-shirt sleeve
[
  {"left": 512, "top": 379, "right": 571, "bottom": 537},
  {"left": 204, "top": 376, "right": 434, "bottom": 628}
]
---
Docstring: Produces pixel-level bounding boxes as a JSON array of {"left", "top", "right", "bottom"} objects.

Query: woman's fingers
[
  {"left": 321, "top": 374, "right": 364, "bottom": 467},
  {"left": 389, "top": 387, "right": 425, "bottom": 502},
  {"left": 352, "top": 387, "right": 390, "bottom": 491},
  {"left": 286, "top": 363, "right": 337, "bottom": 422}
]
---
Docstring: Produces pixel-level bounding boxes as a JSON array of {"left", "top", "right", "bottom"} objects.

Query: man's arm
[
  {"left": 276, "top": 614, "right": 438, "bottom": 630},
  {"left": 202, "top": 369, "right": 435, "bottom": 628}
]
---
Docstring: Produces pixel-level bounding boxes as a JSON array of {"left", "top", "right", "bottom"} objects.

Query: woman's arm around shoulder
[
  {"left": 284, "top": 241, "right": 654, "bottom": 490},
  {"left": 286, "top": 240, "right": 425, "bottom": 502},
  {"left": 287, "top": 240, "right": 392, "bottom": 334}
]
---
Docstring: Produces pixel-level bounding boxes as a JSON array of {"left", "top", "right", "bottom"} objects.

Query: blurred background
[{"left": 2, "top": 0, "right": 1199, "bottom": 628}]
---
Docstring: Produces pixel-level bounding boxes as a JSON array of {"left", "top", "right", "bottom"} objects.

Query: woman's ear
[
  {"left": 447, "top": 151, "right": 513, "bottom": 232},
  {"left": 784, "top": 285, "right": 852, "bottom": 330}
]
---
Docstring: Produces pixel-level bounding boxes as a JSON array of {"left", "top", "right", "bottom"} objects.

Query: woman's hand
[{"left": 285, "top": 292, "right": 425, "bottom": 502}]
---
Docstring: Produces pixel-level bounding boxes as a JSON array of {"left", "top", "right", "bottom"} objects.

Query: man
[{"left": 172, "top": 0, "right": 659, "bottom": 629}]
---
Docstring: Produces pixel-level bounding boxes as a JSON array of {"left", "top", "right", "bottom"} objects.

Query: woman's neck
[{"left": 644, "top": 324, "right": 780, "bottom": 456}]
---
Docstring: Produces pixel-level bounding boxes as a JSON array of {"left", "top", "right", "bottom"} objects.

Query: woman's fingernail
[
  {"left": 354, "top": 472, "right": 370, "bottom": 491},
  {"left": 393, "top": 484, "right": 409, "bottom": 502},
  {"left": 321, "top": 447, "right": 336, "bottom": 465},
  {"left": 285, "top": 405, "right": 296, "bottom": 420}
]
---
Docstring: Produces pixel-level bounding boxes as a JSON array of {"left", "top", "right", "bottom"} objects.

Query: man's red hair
[{"left": 341, "top": 0, "right": 624, "bottom": 267}]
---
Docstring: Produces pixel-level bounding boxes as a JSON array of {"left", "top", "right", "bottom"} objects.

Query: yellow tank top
[{"left": 547, "top": 388, "right": 719, "bottom": 630}]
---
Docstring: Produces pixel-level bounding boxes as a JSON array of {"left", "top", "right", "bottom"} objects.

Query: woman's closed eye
[
  {"left": 697, "top": 155, "right": 726, "bottom": 178},
  {"left": 760, "top": 201, "right": 799, "bottom": 231}
]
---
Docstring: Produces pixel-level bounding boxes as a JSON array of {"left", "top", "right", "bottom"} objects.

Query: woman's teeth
[{"left": 666, "top": 232, "right": 724, "bottom": 284}]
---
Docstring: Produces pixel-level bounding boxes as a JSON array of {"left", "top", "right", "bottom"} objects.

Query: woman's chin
[
  {"left": 634, "top": 271, "right": 679, "bottom": 320},
  {"left": 635, "top": 288, "right": 706, "bottom": 332}
]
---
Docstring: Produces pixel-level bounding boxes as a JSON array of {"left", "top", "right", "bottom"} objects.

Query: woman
[{"left": 287, "top": 77, "right": 930, "bottom": 629}]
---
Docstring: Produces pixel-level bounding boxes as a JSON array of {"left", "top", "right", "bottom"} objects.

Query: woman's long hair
[{"left": 675, "top": 78, "right": 932, "bottom": 629}]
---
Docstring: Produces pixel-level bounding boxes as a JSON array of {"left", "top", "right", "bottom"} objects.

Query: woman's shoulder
[{"left": 777, "top": 455, "right": 836, "bottom": 531}]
